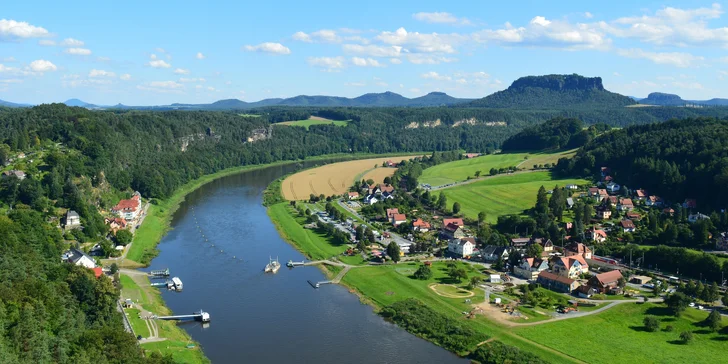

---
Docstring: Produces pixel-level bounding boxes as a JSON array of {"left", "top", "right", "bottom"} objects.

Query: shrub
[
  {"left": 664, "top": 325, "right": 674, "bottom": 332},
  {"left": 643, "top": 316, "right": 660, "bottom": 332},
  {"left": 679, "top": 331, "right": 693, "bottom": 344}
]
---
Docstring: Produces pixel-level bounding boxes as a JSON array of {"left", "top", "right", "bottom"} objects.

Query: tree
[
  {"left": 448, "top": 267, "right": 468, "bottom": 283},
  {"left": 356, "top": 239, "right": 367, "bottom": 252},
  {"left": 383, "top": 176, "right": 392, "bottom": 185},
  {"left": 702, "top": 282, "right": 720, "bottom": 303},
  {"left": 643, "top": 316, "right": 660, "bottom": 332},
  {"left": 679, "top": 331, "right": 693, "bottom": 344},
  {"left": 492, "top": 256, "right": 505, "bottom": 271},
  {"left": 489, "top": 168, "right": 497, "bottom": 176},
  {"left": 525, "top": 243, "right": 543, "bottom": 258},
  {"left": 535, "top": 186, "right": 549, "bottom": 215},
  {"left": 665, "top": 292, "right": 691, "bottom": 317},
  {"left": 478, "top": 211, "right": 487, "bottom": 227},
  {"left": 387, "top": 242, "right": 401, "bottom": 263},
  {"left": 366, "top": 179, "right": 375, "bottom": 186},
  {"left": 414, "top": 265, "right": 432, "bottom": 280},
  {"left": 474, "top": 170, "right": 481, "bottom": 177},
  {"left": 722, "top": 292, "right": 728, "bottom": 306},
  {"left": 468, "top": 276, "right": 481, "bottom": 289},
  {"left": 704, "top": 310, "right": 722, "bottom": 332},
  {"left": 453, "top": 202, "right": 461, "bottom": 215},
  {"left": 115, "top": 229, "right": 133, "bottom": 246},
  {"left": 437, "top": 192, "right": 447, "bottom": 211},
  {"left": 110, "top": 263, "right": 119, "bottom": 274}
]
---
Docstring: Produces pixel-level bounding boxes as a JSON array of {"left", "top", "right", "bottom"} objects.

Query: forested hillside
[
  {"left": 501, "top": 117, "right": 609, "bottom": 151},
  {"left": 555, "top": 117, "right": 728, "bottom": 211}
]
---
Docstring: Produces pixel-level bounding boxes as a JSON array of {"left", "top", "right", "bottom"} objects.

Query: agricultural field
[
  {"left": 281, "top": 155, "right": 420, "bottom": 200},
  {"left": 419, "top": 149, "right": 578, "bottom": 187},
  {"left": 277, "top": 116, "right": 349, "bottom": 130},
  {"left": 442, "top": 172, "right": 589, "bottom": 222},
  {"left": 515, "top": 303, "right": 727, "bottom": 364}
]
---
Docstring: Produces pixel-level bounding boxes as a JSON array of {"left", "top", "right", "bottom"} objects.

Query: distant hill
[
  {"left": 468, "top": 74, "right": 636, "bottom": 109},
  {"left": 0, "top": 99, "right": 31, "bottom": 108},
  {"left": 639, "top": 92, "right": 728, "bottom": 107},
  {"left": 409, "top": 92, "right": 473, "bottom": 106},
  {"left": 63, "top": 98, "right": 98, "bottom": 108}
]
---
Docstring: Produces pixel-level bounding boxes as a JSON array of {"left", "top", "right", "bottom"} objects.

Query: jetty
[
  {"left": 168, "top": 277, "right": 183, "bottom": 291},
  {"left": 149, "top": 268, "right": 170, "bottom": 277},
  {"left": 307, "top": 280, "right": 334, "bottom": 288},
  {"left": 286, "top": 260, "right": 305, "bottom": 267},
  {"left": 156, "top": 310, "right": 210, "bottom": 323}
]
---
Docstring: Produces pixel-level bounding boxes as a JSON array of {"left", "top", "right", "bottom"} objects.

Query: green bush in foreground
[{"left": 470, "top": 341, "right": 548, "bottom": 364}]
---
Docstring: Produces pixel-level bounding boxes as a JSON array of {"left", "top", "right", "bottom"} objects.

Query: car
[
  {"left": 689, "top": 302, "right": 695, "bottom": 307},
  {"left": 698, "top": 305, "right": 704, "bottom": 310},
  {"left": 137, "top": 335, "right": 143, "bottom": 340}
]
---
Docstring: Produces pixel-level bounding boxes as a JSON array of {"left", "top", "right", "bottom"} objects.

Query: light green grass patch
[
  {"left": 419, "top": 153, "right": 527, "bottom": 186},
  {"left": 125, "top": 308, "right": 150, "bottom": 338},
  {"left": 515, "top": 303, "right": 727, "bottom": 364},
  {"left": 267, "top": 203, "right": 349, "bottom": 261},
  {"left": 277, "top": 117, "right": 349, "bottom": 130},
  {"left": 443, "top": 172, "right": 589, "bottom": 223}
]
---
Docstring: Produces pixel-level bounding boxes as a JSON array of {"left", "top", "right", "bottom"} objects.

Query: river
[{"left": 145, "top": 161, "right": 466, "bottom": 363}]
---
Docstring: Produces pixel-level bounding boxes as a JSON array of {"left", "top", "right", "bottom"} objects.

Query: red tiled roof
[
  {"left": 386, "top": 208, "right": 400, "bottom": 218},
  {"left": 442, "top": 218, "right": 464, "bottom": 226},
  {"left": 635, "top": 189, "right": 647, "bottom": 197},
  {"left": 620, "top": 198, "right": 634, "bottom": 206},
  {"left": 348, "top": 192, "right": 359, "bottom": 197},
  {"left": 621, "top": 219, "right": 635, "bottom": 228},
  {"left": 412, "top": 219, "right": 431, "bottom": 228},
  {"left": 538, "top": 270, "right": 576, "bottom": 285},
  {"left": 593, "top": 229, "right": 608, "bottom": 238},
  {"left": 113, "top": 198, "right": 139, "bottom": 212},
  {"left": 392, "top": 213, "right": 407, "bottom": 222},
  {"left": 92, "top": 267, "right": 103, "bottom": 278},
  {"left": 593, "top": 270, "right": 623, "bottom": 285},
  {"left": 444, "top": 222, "right": 462, "bottom": 232},
  {"left": 379, "top": 184, "right": 395, "bottom": 193}
]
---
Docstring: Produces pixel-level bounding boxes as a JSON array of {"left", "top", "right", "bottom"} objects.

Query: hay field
[
  {"left": 281, "top": 156, "right": 419, "bottom": 200},
  {"left": 361, "top": 167, "right": 397, "bottom": 185}
]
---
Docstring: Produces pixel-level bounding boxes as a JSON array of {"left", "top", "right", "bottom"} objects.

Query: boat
[{"left": 264, "top": 256, "right": 280, "bottom": 273}]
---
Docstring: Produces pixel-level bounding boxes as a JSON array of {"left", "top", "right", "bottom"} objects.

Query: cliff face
[{"left": 509, "top": 74, "right": 604, "bottom": 91}]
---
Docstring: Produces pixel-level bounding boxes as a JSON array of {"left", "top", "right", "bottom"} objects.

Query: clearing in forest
[
  {"left": 277, "top": 116, "right": 350, "bottom": 130},
  {"left": 281, "top": 156, "right": 419, "bottom": 200}
]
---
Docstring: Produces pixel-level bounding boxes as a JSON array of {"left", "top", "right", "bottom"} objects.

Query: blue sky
[{"left": 1, "top": 0, "right": 727, "bottom": 105}]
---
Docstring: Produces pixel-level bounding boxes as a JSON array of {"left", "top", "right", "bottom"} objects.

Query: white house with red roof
[
  {"left": 391, "top": 213, "right": 407, "bottom": 226},
  {"left": 412, "top": 219, "right": 431, "bottom": 232},
  {"left": 552, "top": 256, "right": 589, "bottom": 279},
  {"left": 448, "top": 237, "right": 476, "bottom": 257},
  {"left": 112, "top": 192, "right": 142, "bottom": 221}
]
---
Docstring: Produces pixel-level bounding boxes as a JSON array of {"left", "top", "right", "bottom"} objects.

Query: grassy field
[
  {"left": 515, "top": 303, "right": 727, "bottom": 364},
  {"left": 419, "top": 149, "right": 578, "bottom": 186},
  {"left": 342, "top": 263, "right": 580, "bottom": 363},
  {"left": 278, "top": 116, "right": 349, "bottom": 130},
  {"left": 281, "top": 155, "right": 421, "bottom": 200},
  {"left": 443, "top": 172, "right": 589, "bottom": 223},
  {"left": 120, "top": 274, "right": 208, "bottom": 363}
]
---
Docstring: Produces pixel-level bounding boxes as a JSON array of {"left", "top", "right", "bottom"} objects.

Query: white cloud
[
  {"left": 409, "top": 88, "right": 421, "bottom": 94},
  {"left": 38, "top": 39, "right": 56, "bottom": 46},
  {"left": 473, "top": 16, "right": 610, "bottom": 50},
  {"left": 343, "top": 44, "right": 403, "bottom": 57},
  {"left": 60, "top": 38, "right": 84, "bottom": 47},
  {"left": 243, "top": 42, "right": 291, "bottom": 55},
  {"left": 3, "top": 57, "right": 16, "bottom": 62},
  {"left": 345, "top": 81, "right": 366, "bottom": 87},
  {"left": 65, "top": 48, "right": 92, "bottom": 55},
  {"left": 412, "top": 12, "right": 471, "bottom": 26},
  {"left": 196, "top": 52, "right": 205, "bottom": 59},
  {"left": 307, "top": 56, "right": 346, "bottom": 71},
  {"left": 156, "top": 47, "right": 166, "bottom": 53},
  {"left": 421, "top": 71, "right": 451, "bottom": 81},
  {"left": 406, "top": 54, "right": 457, "bottom": 64},
  {"left": 375, "top": 81, "right": 388, "bottom": 87},
  {"left": 174, "top": 68, "right": 190, "bottom": 75},
  {"left": 89, "top": 69, "right": 115, "bottom": 78},
  {"left": 97, "top": 56, "right": 111, "bottom": 62},
  {"left": 292, "top": 31, "right": 312, "bottom": 42},
  {"left": 0, "top": 19, "right": 50, "bottom": 39},
  {"left": 179, "top": 77, "right": 206, "bottom": 83},
  {"left": 616, "top": 48, "right": 705, "bottom": 68},
  {"left": 137, "top": 80, "right": 185, "bottom": 93},
  {"left": 613, "top": 72, "right": 621, "bottom": 76},
  {"left": 148, "top": 59, "right": 171, "bottom": 68},
  {"left": 584, "top": 12, "right": 594, "bottom": 19},
  {"left": 29, "top": 59, "right": 57, "bottom": 72},
  {"left": 292, "top": 29, "right": 341, "bottom": 43},
  {"left": 376, "top": 27, "right": 464, "bottom": 53},
  {"left": 207, "top": 86, "right": 217, "bottom": 91},
  {"left": 390, "top": 58, "right": 402, "bottom": 64},
  {"left": 150, "top": 54, "right": 158, "bottom": 60},
  {"left": 671, "top": 81, "right": 703, "bottom": 90},
  {"left": 0, "top": 78, "right": 22, "bottom": 83},
  {"left": 351, "top": 57, "right": 384, "bottom": 67},
  {"left": 720, "top": 56, "right": 728, "bottom": 63},
  {"left": 120, "top": 74, "right": 131, "bottom": 81},
  {"left": 0, "top": 64, "right": 17, "bottom": 72},
  {"left": 225, "top": 80, "right": 232, "bottom": 85},
  {"left": 601, "top": 3, "right": 728, "bottom": 47},
  {"left": 719, "top": 71, "right": 728, "bottom": 80}
]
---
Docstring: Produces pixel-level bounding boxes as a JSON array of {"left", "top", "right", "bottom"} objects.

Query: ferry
[{"left": 264, "top": 256, "right": 280, "bottom": 273}]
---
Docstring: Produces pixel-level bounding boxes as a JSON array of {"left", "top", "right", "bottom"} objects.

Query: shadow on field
[{"left": 645, "top": 306, "right": 672, "bottom": 317}]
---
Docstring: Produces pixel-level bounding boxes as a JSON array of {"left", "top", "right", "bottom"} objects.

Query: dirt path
[
  {"left": 429, "top": 283, "right": 475, "bottom": 298},
  {"left": 429, "top": 170, "right": 537, "bottom": 191}
]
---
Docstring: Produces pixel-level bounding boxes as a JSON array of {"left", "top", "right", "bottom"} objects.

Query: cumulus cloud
[
  {"left": 89, "top": 69, "right": 115, "bottom": 78},
  {"left": 29, "top": 59, "right": 57, "bottom": 72},
  {"left": 473, "top": 16, "right": 610, "bottom": 50},
  {"left": 38, "top": 39, "right": 56, "bottom": 46},
  {"left": 243, "top": 42, "right": 291, "bottom": 55},
  {"left": 616, "top": 48, "right": 705, "bottom": 67},
  {"left": 292, "top": 29, "right": 341, "bottom": 43},
  {"left": 0, "top": 19, "right": 50, "bottom": 40},
  {"left": 601, "top": 3, "right": 728, "bottom": 47},
  {"left": 174, "top": 68, "right": 190, "bottom": 75},
  {"left": 342, "top": 44, "right": 403, "bottom": 57},
  {"left": 376, "top": 27, "right": 465, "bottom": 53},
  {"left": 584, "top": 12, "right": 594, "bottom": 19},
  {"left": 345, "top": 81, "right": 366, "bottom": 87},
  {"left": 65, "top": 48, "right": 92, "bottom": 55},
  {"left": 351, "top": 57, "right": 384, "bottom": 67},
  {"left": 137, "top": 80, "right": 185, "bottom": 93},
  {"left": 307, "top": 56, "right": 346, "bottom": 71},
  {"left": 196, "top": 52, "right": 205, "bottom": 59},
  {"left": 60, "top": 38, "right": 84, "bottom": 47},
  {"left": 148, "top": 57, "right": 171, "bottom": 68},
  {"left": 120, "top": 74, "right": 131, "bottom": 81},
  {"left": 421, "top": 71, "right": 452, "bottom": 81},
  {"left": 292, "top": 31, "right": 312, "bottom": 42},
  {"left": 406, "top": 54, "right": 457, "bottom": 64},
  {"left": 179, "top": 77, "right": 206, "bottom": 83},
  {"left": 412, "top": 12, "right": 471, "bottom": 26}
]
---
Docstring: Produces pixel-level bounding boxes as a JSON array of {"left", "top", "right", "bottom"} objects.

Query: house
[
  {"left": 553, "top": 256, "right": 588, "bottom": 279},
  {"left": 682, "top": 199, "right": 697, "bottom": 209},
  {"left": 442, "top": 218, "right": 464, "bottom": 227},
  {"left": 412, "top": 218, "right": 431, "bottom": 232},
  {"left": 489, "top": 274, "right": 502, "bottom": 283},
  {"left": 2, "top": 170, "right": 27, "bottom": 180},
  {"left": 510, "top": 237, "right": 531, "bottom": 249},
  {"left": 464, "top": 153, "right": 481, "bottom": 159},
  {"left": 606, "top": 182, "right": 620, "bottom": 193},
  {"left": 618, "top": 198, "right": 634, "bottom": 211},
  {"left": 481, "top": 245, "right": 509, "bottom": 262},
  {"left": 565, "top": 242, "right": 592, "bottom": 260},
  {"left": 688, "top": 213, "right": 710, "bottom": 223},
  {"left": 625, "top": 212, "right": 641, "bottom": 221},
  {"left": 535, "top": 238, "right": 554, "bottom": 253},
  {"left": 537, "top": 271, "right": 580, "bottom": 293},
  {"left": 513, "top": 257, "right": 549, "bottom": 280},
  {"left": 576, "top": 285, "right": 596, "bottom": 298},
  {"left": 364, "top": 194, "right": 379, "bottom": 205},
  {"left": 566, "top": 184, "right": 579, "bottom": 190},
  {"left": 64, "top": 210, "right": 81, "bottom": 229},
  {"left": 92, "top": 267, "right": 104, "bottom": 279},
  {"left": 588, "top": 228, "right": 608, "bottom": 243},
  {"left": 105, "top": 217, "right": 127, "bottom": 233},
  {"left": 630, "top": 275, "right": 652, "bottom": 285},
  {"left": 385, "top": 160, "right": 398, "bottom": 167},
  {"left": 716, "top": 233, "right": 728, "bottom": 250},
  {"left": 662, "top": 208, "right": 675, "bottom": 216},
  {"left": 442, "top": 223, "right": 465, "bottom": 239},
  {"left": 62, "top": 248, "right": 96, "bottom": 269},
  {"left": 646, "top": 196, "right": 663, "bottom": 207},
  {"left": 566, "top": 198, "right": 574, "bottom": 209},
  {"left": 448, "top": 237, "right": 476, "bottom": 258},
  {"left": 634, "top": 189, "right": 647, "bottom": 200},
  {"left": 370, "top": 184, "right": 395, "bottom": 195},
  {"left": 604, "top": 195, "right": 618, "bottom": 206},
  {"left": 588, "top": 187, "right": 599, "bottom": 197},
  {"left": 587, "top": 270, "right": 623, "bottom": 294},
  {"left": 386, "top": 208, "right": 400, "bottom": 219},
  {"left": 596, "top": 206, "right": 612, "bottom": 220},
  {"left": 598, "top": 189, "right": 609, "bottom": 200},
  {"left": 391, "top": 213, "right": 407, "bottom": 226},
  {"left": 112, "top": 192, "right": 142, "bottom": 221},
  {"left": 620, "top": 219, "right": 636, "bottom": 233},
  {"left": 347, "top": 192, "right": 360, "bottom": 200}
]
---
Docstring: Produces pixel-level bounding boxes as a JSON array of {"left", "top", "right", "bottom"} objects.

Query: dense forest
[
  {"left": 501, "top": 117, "right": 610, "bottom": 151},
  {"left": 554, "top": 117, "right": 728, "bottom": 211}
]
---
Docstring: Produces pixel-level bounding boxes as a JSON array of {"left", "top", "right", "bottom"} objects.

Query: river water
[{"left": 146, "top": 161, "right": 466, "bottom": 363}]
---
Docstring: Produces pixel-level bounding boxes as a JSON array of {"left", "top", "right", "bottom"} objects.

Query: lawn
[
  {"left": 268, "top": 202, "right": 350, "bottom": 261},
  {"left": 419, "top": 153, "right": 527, "bottom": 186},
  {"left": 443, "top": 172, "right": 589, "bottom": 223},
  {"left": 277, "top": 116, "right": 349, "bottom": 130},
  {"left": 125, "top": 308, "right": 150, "bottom": 338},
  {"left": 515, "top": 303, "right": 728, "bottom": 364},
  {"left": 342, "top": 263, "right": 580, "bottom": 363}
]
